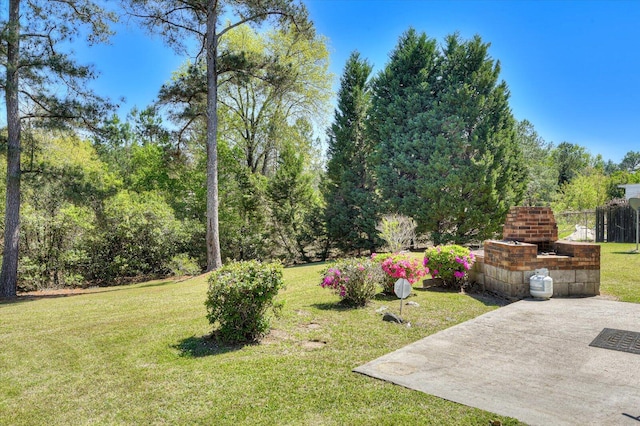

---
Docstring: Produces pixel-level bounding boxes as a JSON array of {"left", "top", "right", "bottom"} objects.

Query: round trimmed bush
[
  {"left": 320, "top": 258, "right": 384, "bottom": 307},
  {"left": 205, "top": 260, "right": 284, "bottom": 344},
  {"left": 424, "top": 245, "right": 475, "bottom": 289}
]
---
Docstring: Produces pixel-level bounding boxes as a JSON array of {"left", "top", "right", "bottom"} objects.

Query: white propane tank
[{"left": 530, "top": 268, "right": 553, "bottom": 299}]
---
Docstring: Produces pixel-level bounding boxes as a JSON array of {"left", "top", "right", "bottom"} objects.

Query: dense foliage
[{"left": 205, "top": 260, "right": 284, "bottom": 343}]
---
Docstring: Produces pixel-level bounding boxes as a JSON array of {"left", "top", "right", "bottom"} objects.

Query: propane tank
[{"left": 530, "top": 268, "right": 553, "bottom": 299}]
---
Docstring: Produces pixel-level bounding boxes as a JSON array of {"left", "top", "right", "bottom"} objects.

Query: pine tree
[
  {"left": 0, "top": 0, "right": 116, "bottom": 298},
  {"left": 323, "top": 51, "right": 378, "bottom": 253},
  {"left": 371, "top": 31, "right": 525, "bottom": 245},
  {"left": 369, "top": 29, "right": 438, "bottom": 217},
  {"left": 126, "top": 0, "right": 311, "bottom": 271}
]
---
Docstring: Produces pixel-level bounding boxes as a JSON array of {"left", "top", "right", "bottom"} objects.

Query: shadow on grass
[
  {"left": 1, "top": 278, "right": 182, "bottom": 306},
  {"left": 2, "top": 287, "right": 130, "bottom": 305},
  {"left": 611, "top": 251, "right": 640, "bottom": 255},
  {"left": 173, "top": 335, "right": 245, "bottom": 358},
  {"left": 311, "top": 301, "right": 360, "bottom": 311},
  {"left": 286, "top": 260, "right": 329, "bottom": 269},
  {"left": 416, "top": 283, "right": 512, "bottom": 307},
  {"left": 417, "top": 285, "right": 460, "bottom": 294},
  {"left": 373, "top": 292, "right": 400, "bottom": 302},
  {"left": 466, "top": 291, "right": 512, "bottom": 307},
  {"left": 137, "top": 279, "right": 182, "bottom": 289}
]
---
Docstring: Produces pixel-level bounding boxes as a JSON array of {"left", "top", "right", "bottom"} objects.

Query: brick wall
[
  {"left": 554, "top": 241, "right": 601, "bottom": 270},
  {"left": 472, "top": 239, "right": 600, "bottom": 299},
  {"left": 468, "top": 207, "right": 600, "bottom": 299},
  {"left": 483, "top": 240, "right": 600, "bottom": 271},
  {"left": 502, "top": 206, "right": 558, "bottom": 251}
]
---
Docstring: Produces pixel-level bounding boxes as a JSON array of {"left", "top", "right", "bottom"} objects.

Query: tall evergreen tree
[
  {"left": 371, "top": 30, "right": 525, "bottom": 245},
  {"left": 369, "top": 29, "right": 438, "bottom": 217},
  {"left": 0, "top": 0, "right": 116, "bottom": 298},
  {"left": 323, "top": 51, "right": 378, "bottom": 253}
]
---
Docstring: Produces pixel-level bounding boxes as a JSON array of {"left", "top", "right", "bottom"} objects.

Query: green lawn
[
  {"left": 1, "top": 242, "right": 638, "bottom": 425},
  {"left": 599, "top": 242, "right": 640, "bottom": 302}
]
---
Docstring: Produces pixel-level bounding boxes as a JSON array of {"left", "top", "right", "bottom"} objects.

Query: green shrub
[
  {"left": 424, "top": 245, "right": 475, "bottom": 289},
  {"left": 88, "top": 190, "right": 190, "bottom": 281},
  {"left": 167, "top": 253, "right": 201, "bottom": 277},
  {"left": 205, "top": 261, "right": 284, "bottom": 344},
  {"left": 320, "top": 258, "right": 384, "bottom": 307}
]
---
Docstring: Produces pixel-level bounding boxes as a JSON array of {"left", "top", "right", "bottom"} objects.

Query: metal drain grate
[{"left": 589, "top": 328, "right": 640, "bottom": 355}]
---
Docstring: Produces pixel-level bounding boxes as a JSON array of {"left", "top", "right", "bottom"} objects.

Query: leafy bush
[
  {"left": 376, "top": 214, "right": 417, "bottom": 252},
  {"left": 205, "top": 261, "right": 284, "bottom": 344},
  {"left": 372, "top": 252, "right": 427, "bottom": 294},
  {"left": 88, "top": 190, "right": 190, "bottom": 281},
  {"left": 424, "top": 245, "right": 475, "bottom": 289},
  {"left": 320, "top": 258, "right": 384, "bottom": 306},
  {"left": 167, "top": 253, "right": 202, "bottom": 277}
]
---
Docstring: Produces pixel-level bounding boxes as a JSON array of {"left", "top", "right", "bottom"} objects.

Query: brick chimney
[{"left": 502, "top": 207, "right": 558, "bottom": 252}]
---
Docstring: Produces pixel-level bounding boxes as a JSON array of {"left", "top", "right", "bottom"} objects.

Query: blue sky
[{"left": 32, "top": 1, "right": 640, "bottom": 163}]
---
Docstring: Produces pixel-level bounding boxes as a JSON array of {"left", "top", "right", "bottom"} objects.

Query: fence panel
[
  {"left": 596, "top": 205, "right": 637, "bottom": 243},
  {"left": 554, "top": 210, "right": 596, "bottom": 241},
  {"left": 596, "top": 207, "right": 605, "bottom": 242}
]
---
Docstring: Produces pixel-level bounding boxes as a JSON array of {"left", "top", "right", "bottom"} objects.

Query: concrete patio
[{"left": 355, "top": 297, "right": 640, "bottom": 425}]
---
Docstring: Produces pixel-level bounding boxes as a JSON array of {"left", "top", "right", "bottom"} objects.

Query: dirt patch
[
  {"left": 301, "top": 340, "right": 326, "bottom": 350},
  {"left": 262, "top": 329, "right": 293, "bottom": 344}
]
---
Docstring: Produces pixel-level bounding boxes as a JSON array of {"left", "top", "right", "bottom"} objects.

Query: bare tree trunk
[
  {"left": 1, "top": 0, "right": 21, "bottom": 299},
  {"left": 205, "top": 2, "right": 222, "bottom": 271}
]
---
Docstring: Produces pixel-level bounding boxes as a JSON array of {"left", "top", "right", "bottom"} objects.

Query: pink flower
[{"left": 454, "top": 271, "right": 465, "bottom": 279}]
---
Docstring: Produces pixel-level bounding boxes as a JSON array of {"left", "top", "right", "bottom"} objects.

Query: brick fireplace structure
[{"left": 470, "top": 207, "right": 600, "bottom": 299}]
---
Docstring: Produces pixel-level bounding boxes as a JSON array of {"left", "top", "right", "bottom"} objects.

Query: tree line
[
  {"left": 1, "top": 1, "right": 638, "bottom": 297},
  {"left": 325, "top": 30, "right": 640, "bottom": 253}
]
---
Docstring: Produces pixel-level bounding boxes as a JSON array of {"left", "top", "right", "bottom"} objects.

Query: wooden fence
[{"left": 595, "top": 205, "right": 638, "bottom": 243}]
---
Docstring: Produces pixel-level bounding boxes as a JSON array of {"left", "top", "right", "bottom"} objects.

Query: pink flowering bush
[
  {"left": 423, "top": 245, "right": 475, "bottom": 289},
  {"left": 320, "top": 258, "right": 384, "bottom": 306},
  {"left": 372, "top": 252, "right": 427, "bottom": 294}
]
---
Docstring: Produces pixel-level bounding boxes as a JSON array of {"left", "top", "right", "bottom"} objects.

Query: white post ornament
[{"left": 394, "top": 278, "right": 412, "bottom": 315}]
